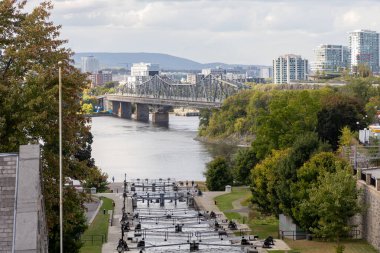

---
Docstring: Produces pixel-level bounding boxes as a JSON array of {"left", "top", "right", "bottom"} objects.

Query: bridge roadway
[
  {"left": 105, "top": 94, "right": 222, "bottom": 109},
  {"left": 99, "top": 94, "right": 222, "bottom": 125}
]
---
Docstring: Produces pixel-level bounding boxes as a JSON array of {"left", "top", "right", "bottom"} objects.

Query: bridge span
[{"left": 98, "top": 74, "right": 246, "bottom": 125}]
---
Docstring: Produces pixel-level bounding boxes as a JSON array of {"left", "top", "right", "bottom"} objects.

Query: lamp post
[{"left": 58, "top": 61, "right": 63, "bottom": 253}]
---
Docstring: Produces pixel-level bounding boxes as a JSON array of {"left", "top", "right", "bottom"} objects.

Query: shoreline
[{"left": 194, "top": 135, "right": 252, "bottom": 148}]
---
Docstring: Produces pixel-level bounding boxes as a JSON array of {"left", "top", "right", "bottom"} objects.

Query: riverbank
[{"left": 195, "top": 133, "right": 254, "bottom": 147}]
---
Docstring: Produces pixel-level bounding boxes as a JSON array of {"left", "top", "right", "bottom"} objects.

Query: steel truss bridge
[{"left": 104, "top": 74, "right": 248, "bottom": 108}]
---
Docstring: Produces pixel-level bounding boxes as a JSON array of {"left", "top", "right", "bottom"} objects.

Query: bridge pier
[
  {"left": 112, "top": 101, "right": 132, "bottom": 119},
  {"left": 112, "top": 101, "right": 121, "bottom": 117},
  {"left": 103, "top": 98, "right": 110, "bottom": 111},
  {"left": 152, "top": 112, "right": 169, "bottom": 125},
  {"left": 135, "top": 103, "right": 149, "bottom": 122},
  {"left": 120, "top": 102, "right": 132, "bottom": 119}
]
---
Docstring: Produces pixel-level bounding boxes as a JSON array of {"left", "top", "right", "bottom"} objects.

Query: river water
[{"left": 91, "top": 115, "right": 227, "bottom": 182}]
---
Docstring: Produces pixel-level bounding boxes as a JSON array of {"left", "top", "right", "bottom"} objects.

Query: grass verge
[{"left": 79, "top": 197, "right": 114, "bottom": 253}]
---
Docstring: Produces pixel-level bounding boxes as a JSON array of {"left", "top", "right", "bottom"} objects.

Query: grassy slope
[{"left": 79, "top": 197, "right": 114, "bottom": 253}]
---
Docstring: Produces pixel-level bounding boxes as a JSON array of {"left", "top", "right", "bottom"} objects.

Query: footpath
[{"left": 98, "top": 183, "right": 141, "bottom": 253}]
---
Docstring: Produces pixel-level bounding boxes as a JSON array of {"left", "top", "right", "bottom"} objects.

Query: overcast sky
[{"left": 28, "top": 0, "right": 380, "bottom": 65}]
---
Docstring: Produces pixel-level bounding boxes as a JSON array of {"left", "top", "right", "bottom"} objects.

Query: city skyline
[{"left": 26, "top": 0, "right": 380, "bottom": 65}]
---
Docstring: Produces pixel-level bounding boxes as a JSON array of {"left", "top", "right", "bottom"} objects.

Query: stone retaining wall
[
  {"left": 0, "top": 145, "right": 48, "bottom": 253},
  {"left": 0, "top": 154, "right": 17, "bottom": 253},
  {"left": 356, "top": 180, "right": 380, "bottom": 251}
]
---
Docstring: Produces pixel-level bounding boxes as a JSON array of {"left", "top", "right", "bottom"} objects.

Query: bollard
[{"left": 103, "top": 209, "right": 106, "bottom": 215}]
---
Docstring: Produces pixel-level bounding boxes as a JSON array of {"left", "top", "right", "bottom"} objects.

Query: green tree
[
  {"left": 198, "top": 108, "right": 213, "bottom": 133},
  {"left": 365, "top": 96, "right": 380, "bottom": 123},
  {"left": 298, "top": 169, "right": 361, "bottom": 247},
  {"left": 233, "top": 147, "right": 258, "bottom": 185},
  {"left": 250, "top": 149, "right": 289, "bottom": 214},
  {"left": 292, "top": 152, "right": 349, "bottom": 230},
  {"left": 82, "top": 167, "right": 109, "bottom": 192},
  {"left": 274, "top": 133, "right": 329, "bottom": 216},
  {"left": 317, "top": 93, "right": 366, "bottom": 150},
  {"left": 200, "top": 90, "right": 253, "bottom": 137},
  {"left": 252, "top": 90, "right": 322, "bottom": 159},
  {"left": 204, "top": 156, "right": 233, "bottom": 191}
]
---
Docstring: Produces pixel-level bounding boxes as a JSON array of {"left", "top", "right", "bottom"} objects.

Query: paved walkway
[
  {"left": 194, "top": 191, "right": 226, "bottom": 218},
  {"left": 84, "top": 198, "right": 101, "bottom": 224}
]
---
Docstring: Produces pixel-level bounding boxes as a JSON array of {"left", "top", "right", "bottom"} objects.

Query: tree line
[{"left": 202, "top": 77, "right": 380, "bottom": 249}]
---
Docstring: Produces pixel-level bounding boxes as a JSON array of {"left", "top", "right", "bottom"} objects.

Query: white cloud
[{"left": 25, "top": 0, "right": 380, "bottom": 64}]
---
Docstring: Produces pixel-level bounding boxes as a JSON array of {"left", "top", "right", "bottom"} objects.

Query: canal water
[{"left": 91, "top": 115, "right": 229, "bottom": 182}]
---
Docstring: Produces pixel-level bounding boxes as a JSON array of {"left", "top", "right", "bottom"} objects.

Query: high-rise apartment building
[
  {"left": 349, "top": 29, "right": 379, "bottom": 73},
  {"left": 311, "top": 44, "right": 350, "bottom": 73},
  {"left": 81, "top": 56, "right": 99, "bottom": 73},
  {"left": 273, "top": 54, "right": 308, "bottom": 84}
]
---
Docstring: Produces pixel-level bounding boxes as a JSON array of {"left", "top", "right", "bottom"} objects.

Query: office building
[
  {"left": 81, "top": 56, "right": 99, "bottom": 73},
  {"left": 311, "top": 44, "right": 350, "bottom": 73},
  {"left": 273, "top": 54, "right": 308, "bottom": 84},
  {"left": 349, "top": 29, "right": 379, "bottom": 73}
]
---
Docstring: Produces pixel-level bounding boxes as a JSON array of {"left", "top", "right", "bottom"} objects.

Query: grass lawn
[
  {"left": 214, "top": 186, "right": 251, "bottom": 211},
  {"left": 214, "top": 187, "right": 278, "bottom": 239},
  {"left": 270, "top": 239, "right": 378, "bottom": 253},
  {"left": 79, "top": 197, "right": 114, "bottom": 253}
]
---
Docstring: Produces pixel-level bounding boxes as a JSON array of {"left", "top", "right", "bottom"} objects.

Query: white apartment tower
[
  {"left": 349, "top": 29, "right": 379, "bottom": 73},
  {"left": 311, "top": 44, "right": 350, "bottom": 73},
  {"left": 81, "top": 56, "right": 99, "bottom": 73},
  {"left": 273, "top": 54, "right": 308, "bottom": 84}
]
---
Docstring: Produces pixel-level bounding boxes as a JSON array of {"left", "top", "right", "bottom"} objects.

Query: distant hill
[{"left": 72, "top": 52, "right": 260, "bottom": 71}]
